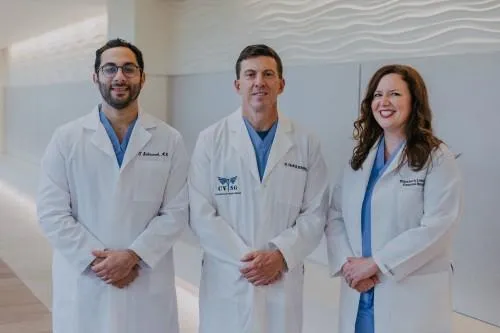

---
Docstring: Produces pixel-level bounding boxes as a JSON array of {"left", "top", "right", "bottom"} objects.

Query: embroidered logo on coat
[
  {"left": 215, "top": 176, "right": 241, "bottom": 195},
  {"left": 137, "top": 151, "right": 169, "bottom": 160},
  {"left": 284, "top": 162, "right": 307, "bottom": 172},
  {"left": 400, "top": 178, "right": 425, "bottom": 187}
]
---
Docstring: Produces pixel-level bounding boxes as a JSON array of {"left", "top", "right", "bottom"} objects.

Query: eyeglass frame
[{"left": 98, "top": 62, "right": 142, "bottom": 79}]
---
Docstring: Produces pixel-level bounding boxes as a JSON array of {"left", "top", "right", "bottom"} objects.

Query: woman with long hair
[{"left": 326, "top": 65, "right": 463, "bottom": 333}]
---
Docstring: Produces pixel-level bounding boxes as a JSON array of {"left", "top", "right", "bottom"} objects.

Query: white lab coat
[
  {"left": 325, "top": 140, "right": 463, "bottom": 333},
  {"left": 37, "top": 107, "right": 189, "bottom": 333},
  {"left": 188, "top": 109, "right": 328, "bottom": 333}
]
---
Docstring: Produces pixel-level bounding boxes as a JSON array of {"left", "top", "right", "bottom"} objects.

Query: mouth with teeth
[
  {"left": 111, "top": 86, "right": 129, "bottom": 96},
  {"left": 379, "top": 109, "right": 396, "bottom": 118},
  {"left": 252, "top": 91, "right": 268, "bottom": 96}
]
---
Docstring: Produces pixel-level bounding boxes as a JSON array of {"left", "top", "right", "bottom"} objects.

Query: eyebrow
[
  {"left": 244, "top": 69, "right": 276, "bottom": 74},
  {"left": 374, "top": 89, "right": 400, "bottom": 93},
  {"left": 102, "top": 61, "right": 137, "bottom": 66}
]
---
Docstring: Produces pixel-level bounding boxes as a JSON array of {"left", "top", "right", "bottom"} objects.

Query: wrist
[
  {"left": 126, "top": 249, "right": 141, "bottom": 265},
  {"left": 274, "top": 250, "right": 287, "bottom": 271},
  {"left": 369, "top": 258, "right": 379, "bottom": 274}
]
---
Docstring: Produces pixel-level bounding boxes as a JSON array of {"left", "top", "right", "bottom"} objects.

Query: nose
[
  {"left": 254, "top": 73, "right": 265, "bottom": 86},
  {"left": 113, "top": 67, "right": 127, "bottom": 81},
  {"left": 381, "top": 95, "right": 390, "bottom": 105}
]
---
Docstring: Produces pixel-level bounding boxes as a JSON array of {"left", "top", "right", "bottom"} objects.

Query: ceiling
[{"left": 0, "top": 0, "right": 106, "bottom": 49}]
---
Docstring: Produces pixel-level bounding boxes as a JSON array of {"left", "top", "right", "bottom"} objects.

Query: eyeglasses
[{"left": 99, "top": 64, "right": 141, "bottom": 78}]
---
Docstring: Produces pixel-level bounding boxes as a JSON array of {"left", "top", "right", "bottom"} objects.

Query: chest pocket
[
  {"left": 276, "top": 164, "right": 307, "bottom": 208},
  {"left": 397, "top": 178, "right": 425, "bottom": 220},
  {"left": 133, "top": 160, "right": 170, "bottom": 202}
]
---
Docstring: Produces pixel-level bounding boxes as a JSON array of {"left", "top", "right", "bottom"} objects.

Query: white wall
[
  {"left": 5, "top": 16, "right": 107, "bottom": 163},
  {"left": 8, "top": 15, "right": 107, "bottom": 86},
  {"left": 0, "top": 48, "right": 6, "bottom": 153},
  {"left": 5, "top": 12, "right": 170, "bottom": 163},
  {"left": 165, "top": 0, "right": 500, "bottom": 74}
]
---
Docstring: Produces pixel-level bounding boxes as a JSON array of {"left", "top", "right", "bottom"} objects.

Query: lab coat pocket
[
  {"left": 397, "top": 185, "right": 424, "bottom": 221},
  {"left": 277, "top": 167, "right": 307, "bottom": 208},
  {"left": 133, "top": 160, "right": 170, "bottom": 202},
  {"left": 389, "top": 270, "right": 451, "bottom": 332}
]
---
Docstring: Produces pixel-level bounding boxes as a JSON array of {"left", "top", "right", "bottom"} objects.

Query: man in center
[{"left": 188, "top": 44, "right": 329, "bottom": 333}]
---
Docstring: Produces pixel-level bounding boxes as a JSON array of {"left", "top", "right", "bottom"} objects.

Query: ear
[
  {"left": 278, "top": 78, "right": 285, "bottom": 94},
  {"left": 234, "top": 79, "right": 241, "bottom": 94},
  {"left": 141, "top": 71, "right": 146, "bottom": 87},
  {"left": 92, "top": 72, "right": 98, "bottom": 84}
]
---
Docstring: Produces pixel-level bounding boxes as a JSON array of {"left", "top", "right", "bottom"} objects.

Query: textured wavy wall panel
[
  {"left": 167, "top": 0, "right": 500, "bottom": 74},
  {"left": 8, "top": 15, "right": 107, "bottom": 86}
]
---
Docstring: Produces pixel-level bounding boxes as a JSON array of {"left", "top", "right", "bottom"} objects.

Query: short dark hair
[
  {"left": 235, "top": 44, "right": 283, "bottom": 79},
  {"left": 94, "top": 38, "right": 144, "bottom": 74}
]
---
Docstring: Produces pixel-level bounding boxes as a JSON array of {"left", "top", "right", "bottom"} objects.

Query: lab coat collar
[
  {"left": 228, "top": 107, "right": 293, "bottom": 183},
  {"left": 83, "top": 105, "right": 156, "bottom": 170},
  {"left": 359, "top": 135, "right": 407, "bottom": 187},
  {"left": 82, "top": 105, "right": 157, "bottom": 130}
]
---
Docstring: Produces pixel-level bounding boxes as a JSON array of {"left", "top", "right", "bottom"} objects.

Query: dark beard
[{"left": 98, "top": 82, "right": 141, "bottom": 110}]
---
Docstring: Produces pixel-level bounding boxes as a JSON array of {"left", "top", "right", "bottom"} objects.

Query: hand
[
  {"left": 240, "top": 250, "right": 286, "bottom": 286},
  {"left": 112, "top": 265, "right": 140, "bottom": 289},
  {"left": 352, "top": 275, "right": 379, "bottom": 293},
  {"left": 91, "top": 257, "right": 105, "bottom": 267},
  {"left": 91, "top": 249, "right": 140, "bottom": 283},
  {"left": 342, "top": 257, "right": 380, "bottom": 288},
  {"left": 265, "top": 271, "right": 284, "bottom": 285}
]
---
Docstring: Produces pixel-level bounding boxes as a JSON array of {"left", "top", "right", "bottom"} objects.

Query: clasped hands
[
  {"left": 341, "top": 257, "right": 380, "bottom": 293},
  {"left": 90, "top": 249, "right": 140, "bottom": 289},
  {"left": 239, "top": 250, "right": 287, "bottom": 286}
]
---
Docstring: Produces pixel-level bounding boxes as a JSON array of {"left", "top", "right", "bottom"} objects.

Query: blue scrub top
[
  {"left": 356, "top": 137, "right": 404, "bottom": 333},
  {"left": 243, "top": 118, "right": 278, "bottom": 181},
  {"left": 99, "top": 109, "right": 137, "bottom": 167}
]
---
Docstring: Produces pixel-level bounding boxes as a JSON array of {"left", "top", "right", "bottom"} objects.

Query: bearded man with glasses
[{"left": 37, "top": 38, "right": 189, "bottom": 333}]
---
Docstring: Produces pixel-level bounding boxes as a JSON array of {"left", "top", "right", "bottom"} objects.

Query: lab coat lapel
[
  {"left": 379, "top": 141, "right": 407, "bottom": 179},
  {"left": 349, "top": 138, "right": 380, "bottom": 254},
  {"left": 228, "top": 109, "right": 261, "bottom": 183},
  {"left": 83, "top": 107, "right": 116, "bottom": 159},
  {"left": 262, "top": 114, "right": 293, "bottom": 183},
  {"left": 120, "top": 111, "right": 154, "bottom": 171}
]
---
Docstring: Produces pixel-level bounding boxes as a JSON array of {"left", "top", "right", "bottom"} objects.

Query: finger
[
  {"left": 354, "top": 280, "right": 367, "bottom": 292},
  {"left": 92, "top": 260, "right": 109, "bottom": 272},
  {"left": 92, "top": 250, "right": 108, "bottom": 258},
  {"left": 358, "top": 284, "right": 372, "bottom": 293},
  {"left": 240, "top": 265, "right": 254, "bottom": 274},
  {"left": 242, "top": 270, "right": 261, "bottom": 281},
  {"left": 247, "top": 276, "right": 260, "bottom": 284},
  {"left": 247, "top": 272, "right": 269, "bottom": 284},
  {"left": 242, "top": 266, "right": 266, "bottom": 278},
  {"left": 254, "top": 278, "right": 272, "bottom": 286},
  {"left": 116, "top": 271, "right": 131, "bottom": 281},
  {"left": 353, "top": 281, "right": 363, "bottom": 291},
  {"left": 108, "top": 270, "right": 125, "bottom": 282},
  {"left": 351, "top": 277, "right": 362, "bottom": 288},
  {"left": 241, "top": 252, "right": 258, "bottom": 262},
  {"left": 252, "top": 278, "right": 266, "bottom": 286}
]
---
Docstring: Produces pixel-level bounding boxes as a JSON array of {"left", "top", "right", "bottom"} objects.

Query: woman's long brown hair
[{"left": 350, "top": 64, "right": 443, "bottom": 171}]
